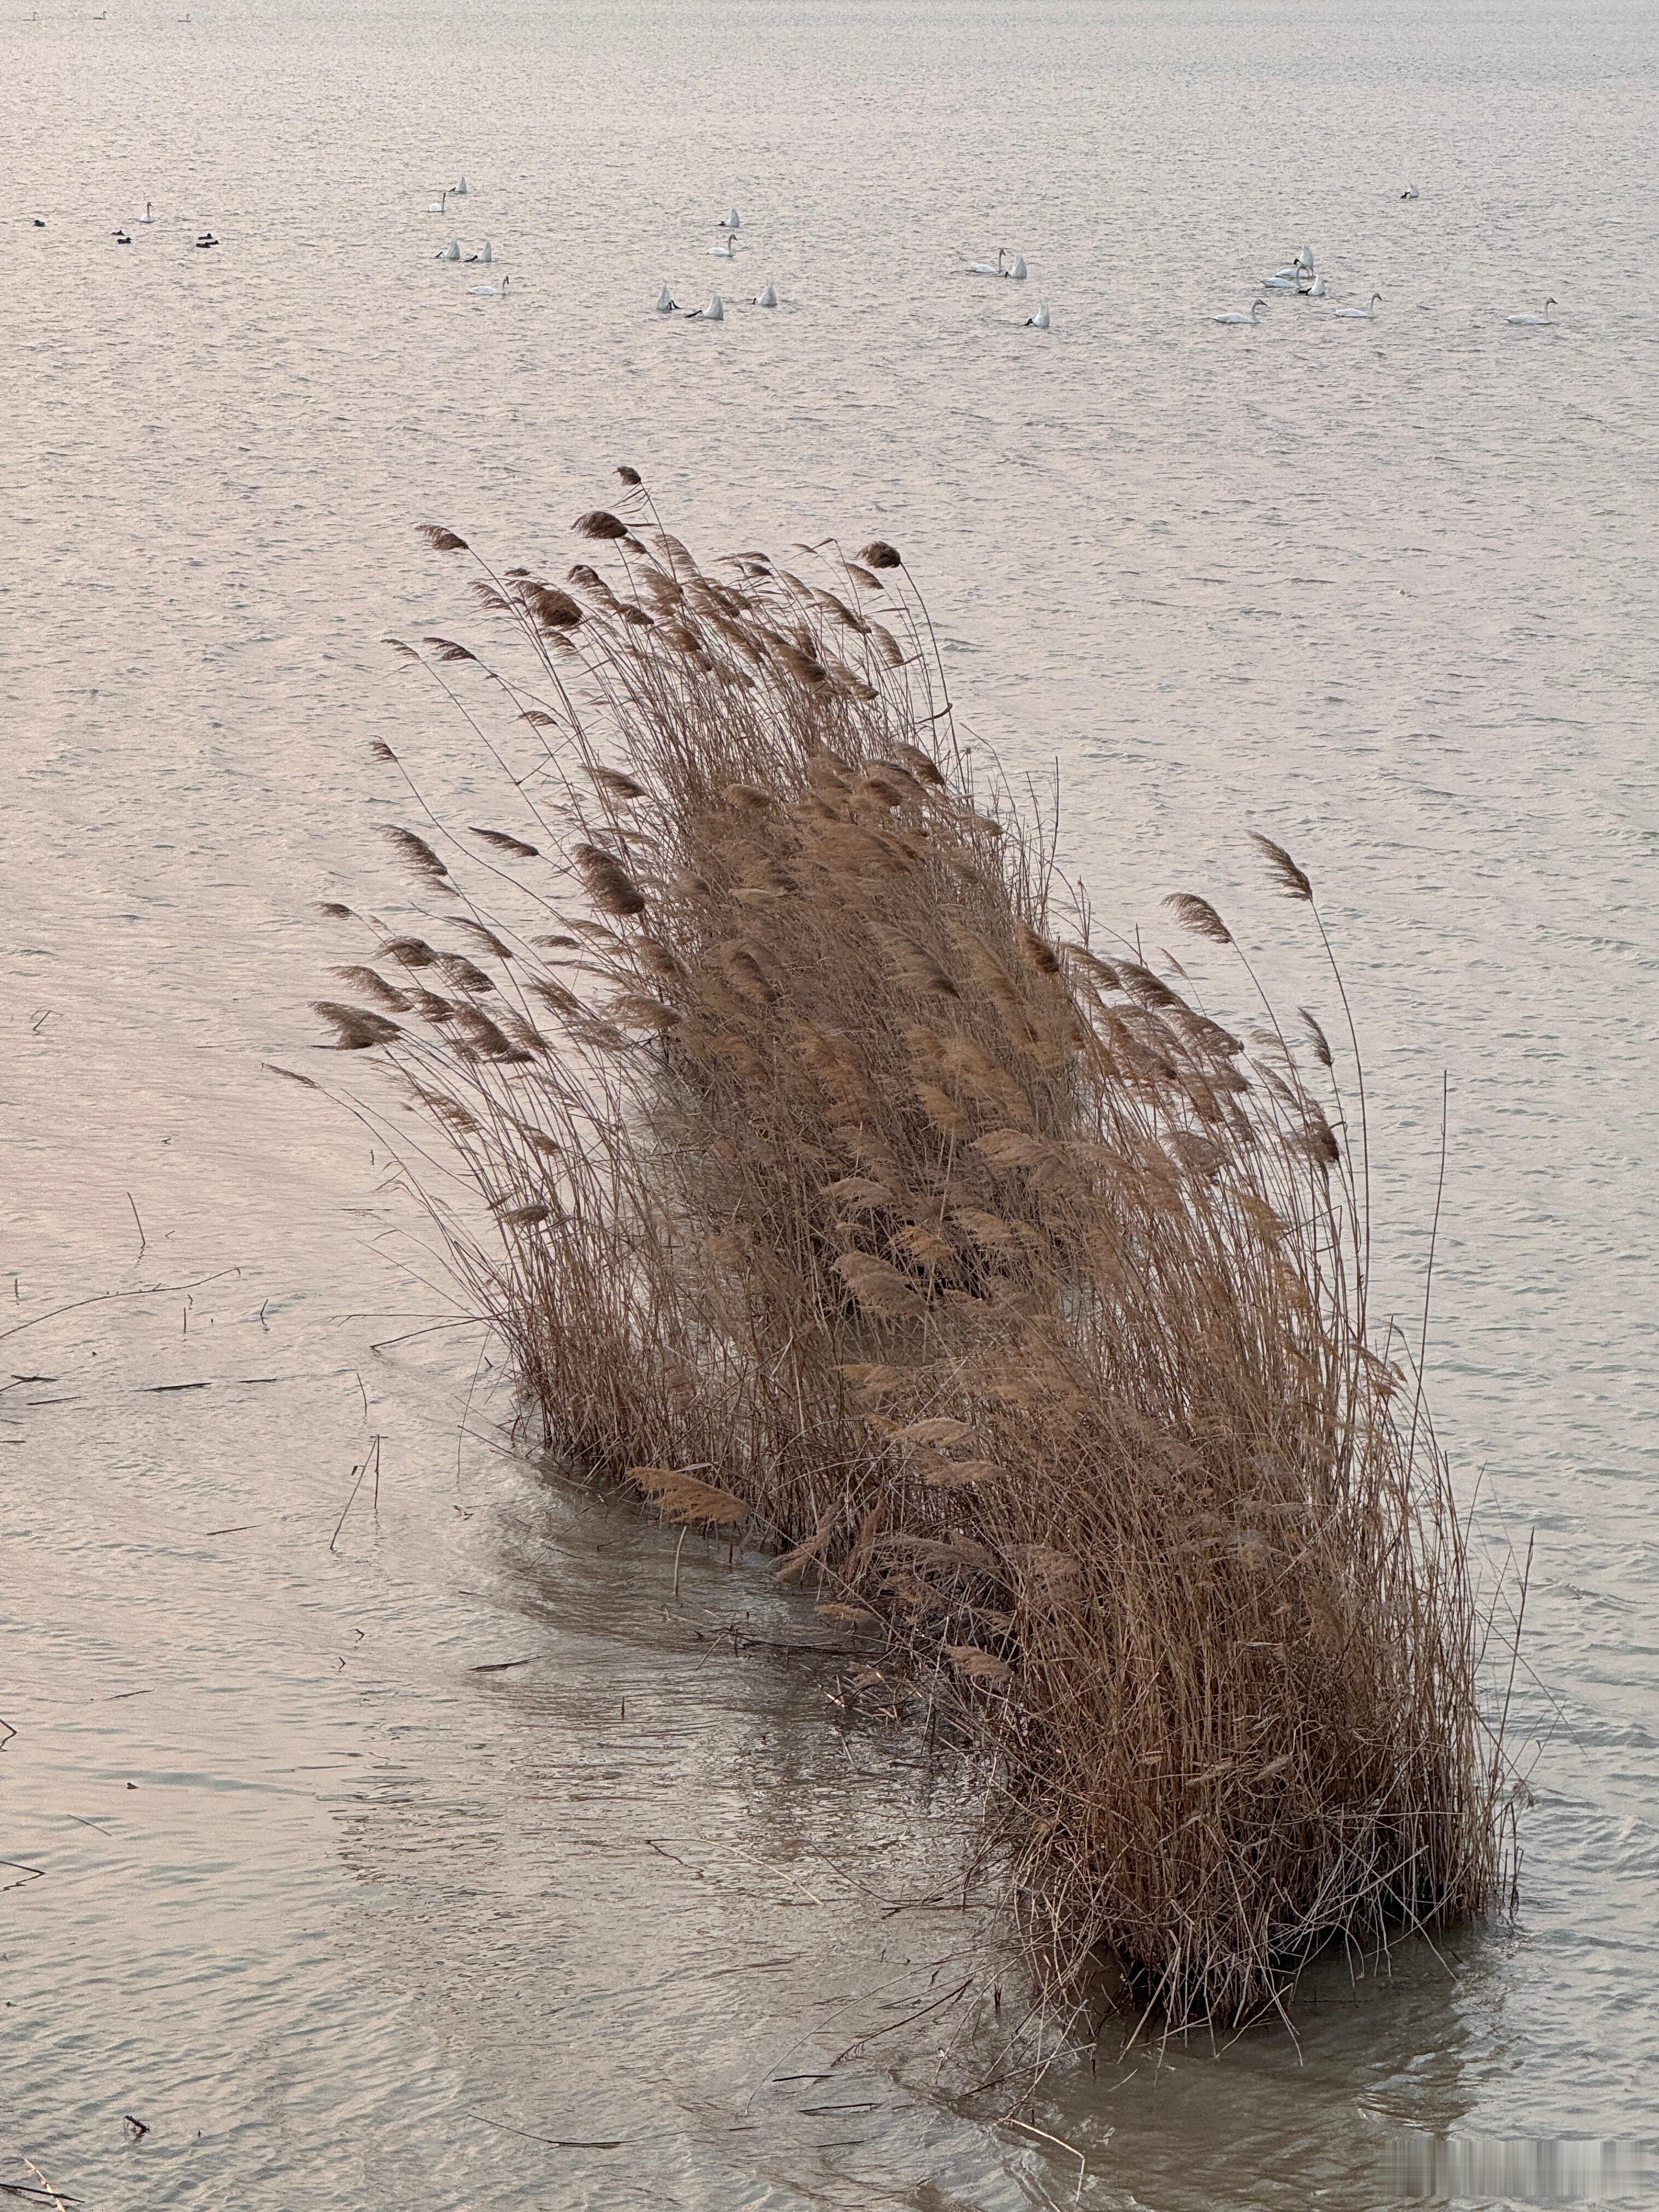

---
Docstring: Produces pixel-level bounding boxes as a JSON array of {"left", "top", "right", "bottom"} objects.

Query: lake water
[{"left": 3, "top": 1, "right": 1657, "bottom": 2205}]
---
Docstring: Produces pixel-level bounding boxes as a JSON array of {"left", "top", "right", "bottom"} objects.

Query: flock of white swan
[
  {"left": 1214, "top": 215, "right": 1560, "bottom": 330},
  {"left": 41, "top": 174, "right": 1555, "bottom": 339}
]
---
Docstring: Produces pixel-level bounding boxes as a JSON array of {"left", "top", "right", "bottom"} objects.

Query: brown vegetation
[{"left": 304, "top": 482, "right": 1514, "bottom": 2033}]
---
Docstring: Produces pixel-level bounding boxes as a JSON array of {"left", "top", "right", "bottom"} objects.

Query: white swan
[
  {"left": 1507, "top": 296, "right": 1557, "bottom": 325},
  {"left": 655, "top": 284, "right": 679, "bottom": 313},
  {"left": 1008, "top": 254, "right": 1028, "bottom": 280},
  {"left": 1401, "top": 183, "right": 1420, "bottom": 200},
  {"left": 754, "top": 280, "right": 777, "bottom": 307},
  {"left": 1307, "top": 272, "right": 1329, "bottom": 297},
  {"left": 469, "top": 273, "right": 510, "bottom": 297},
  {"left": 465, "top": 240, "right": 493, "bottom": 263},
  {"left": 968, "top": 247, "right": 1013, "bottom": 275},
  {"left": 686, "top": 291, "right": 724, "bottom": 320},
  {"left": 1214, "top": 300, "right": 1267, "bottom": 325},
  {"left": 1025, "top": 303, "right": 1051, "bottom": 328},
  {"left": 437, "top": 238, "right": 461, "bottom": 261},
  {"left": 427, "top": 195, "right": 447, "bottom": 213},
  {"left": 1333, "top": 291, "right": 1382, "bottom": 319},
  {"left": 1263, "top": 274, "right": 1302, "bottom": 291},
  {"left": 452, "top": 176, "right": 470, "bottom": 196},
  {"left": 709, "top": 236, "right": 738, "bottom": 257},
  {"left": 140, "top": 201, "right": 155, "bottom": 223},
  {"left": 719, "top": 208, "right": 741, "bottom": 229}
]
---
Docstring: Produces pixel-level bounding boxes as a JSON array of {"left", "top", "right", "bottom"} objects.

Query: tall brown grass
[{"left": 305, "top": 482, "right": 1515, "bottom": 2033}]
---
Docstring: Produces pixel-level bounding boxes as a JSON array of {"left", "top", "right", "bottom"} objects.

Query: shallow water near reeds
[{"left": 3, "top": 0, "right": 1657, "bottom": 2204}]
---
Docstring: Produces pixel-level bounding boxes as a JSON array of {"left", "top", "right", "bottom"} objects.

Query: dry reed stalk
[{"left": 309, "top": 487, "right": 1517, "bottom": 2032}]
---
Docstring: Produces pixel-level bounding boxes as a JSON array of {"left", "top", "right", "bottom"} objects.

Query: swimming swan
[
  {"left": 465, "top": 240, "right": 493, "bottom": 263},
  {"left": 469, "top": 274, "right": 510, "bottom": 297},
  {"left": 1333, "top": 291, "right": 1382, "bottom": 319},
  {"left": 427, "top": 195, "right": 448, "bottom": 213},
  {"left": 754, "top": 280, "right": 778, "bottom": 307},
  {"left": 718, "top": 208, "right": 741, "bottom": 229},
  {"left": 686, "top": 291, "right": 725, "bottom": 320},
  {"left": 1025, "top": 303, "right": 1051, "bottom": 328},
  {"left": 709, "top": 236, "right": 738, "bottom": 257},
  {"left": 1008, "top": 254, "right": 1028, "bottom": 280},
  {"left": 968, "top": 247, "right": 1015, "bottom": 275},
  {"left": 452, "top": 176, "right": 470, "bottom": 196},
  {"left": 1307, "top": 272, "right": 1329, "bottom": 297},
  {"left": 1507, "top": 296, "right": 1557, "bottom": 325},
  {"left": 140, "top": 201, "right": 155, "bottom": 223},
  {"left": 655, "top": 284, "right": 679, "bottom": 312},
  {"left": 437, "top": 238, "right": 461, "bottom": 261},
  {"left": 1214, "top": 300, "right": 1267, "bottom": 324}
]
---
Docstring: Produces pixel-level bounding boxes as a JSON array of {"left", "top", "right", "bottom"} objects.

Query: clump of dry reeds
[{"left": 306, "top": 481, "right": 1514, "bottom": 2032}]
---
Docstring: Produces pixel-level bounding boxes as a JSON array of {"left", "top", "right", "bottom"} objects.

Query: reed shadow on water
[{"left": 286, "top": 471, "right": 1523, "bottom": 2070}]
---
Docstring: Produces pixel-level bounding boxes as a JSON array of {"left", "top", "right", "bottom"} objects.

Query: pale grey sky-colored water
[{"left": 2, "top": 2, "right": 1656, "bottom": 2206}]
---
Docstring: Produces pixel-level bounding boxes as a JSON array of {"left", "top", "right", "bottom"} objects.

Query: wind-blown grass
[{"left": 302, "top": 481, "right": 1515, "bottom": 2033}]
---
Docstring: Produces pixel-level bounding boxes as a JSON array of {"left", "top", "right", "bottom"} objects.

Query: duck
[
  {"left": 140, "top": 201, "right": 155, "bottom": 223},
  {"left": 113, "top": 229, "right": 132, "bottom": 245},
  {"left": 655, "top": 284, "right": 679, "bottom": 313},
  {"left": 32, "top": 217, "right": 46, "bottom": 228},
  {"left": 194, "top": 231, "right": 219, "bottom": 248},
  {"left": 754, "top": 280, "right": 778, "bottom": 307},
  {"left": 1025, "top": 303, "right": 1051, "bottom": 328},
  {"left": 1212, "top": 300, "right": 1267, "bottom": 325},
  {"left": 465, "top": 240, "right": 493, "bottom": 263},
  {"left": 1506, "top": 296, "right": 1557, "bottom": 326},
  {"left": 686, "top": 291, "right": 725, "bottom": 320},
  {"left": 1333, "top": 291, "right": 1382, "bottom": 319},
  {"left": 437, "top": 238, "right": 461, "bottom": 261}
]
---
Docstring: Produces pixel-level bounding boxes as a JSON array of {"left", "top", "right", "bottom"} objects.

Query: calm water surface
[{"left": 3, "top": 2, "right": 1657, "bottom": 2205}]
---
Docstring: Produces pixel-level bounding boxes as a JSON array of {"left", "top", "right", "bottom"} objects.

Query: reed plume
[{"left": 310, "top": 488, "right": 1515, "bottom": 2034}]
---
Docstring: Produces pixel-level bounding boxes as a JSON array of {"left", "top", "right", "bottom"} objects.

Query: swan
[
  {"left": 655, "top": 284, "right": 679, "bottom": 313},
  {"left": 968, "top": 247, "right": 1013, "bottom": 275},
  {"left": 437, "top": 238, "right": 461, "bottom": 261},
  {"left": 709, "top": 236, "right": 738, "bottom": 257},
  {"left": 1025, "top": 303, "right": 1051, "bottom": 328},
  {"left": 140, "top": 201, "right": 155, "bottom": 223},
  {"left": 754, "top": 280, "right": 778, "bottom": 307},
  {"left": 686, "top": 291, "right": 725, "bottom": 320},
  {"left": 1401, "top": 183, "right": 1420, "bottom": 200},
  {"left": 1263, "top": 273, "right": 1302, "bottom": 291},
  {"left": 718, "top": 208, "right": 741, "bottom": 229},
  {"left": 465, "top": 240, "right": 493, "bottom": 263},
  {"left": 1213, "top": 300, "right": 1267, "bottom": 325},
  {"left": 194, "top": 231, "right": 219, "bottom": 248},
  {"left": 1008, "top": 254, "right": 1028, "bottom": 280},
  {"left": 1333, "top": 291, "right": 1382, "bottom": 319},
  {"left": 452, "top": 176, "right": 470, "bottom": 195},
  {"left": 1507, "top": 296, "right": 1557, "bottom": 325},
  {"left": 427, "top": 195, "right": 448, "bottom": 213},
  {"left": 469, "top": 273, "right": 510, "bottom": 297}
]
